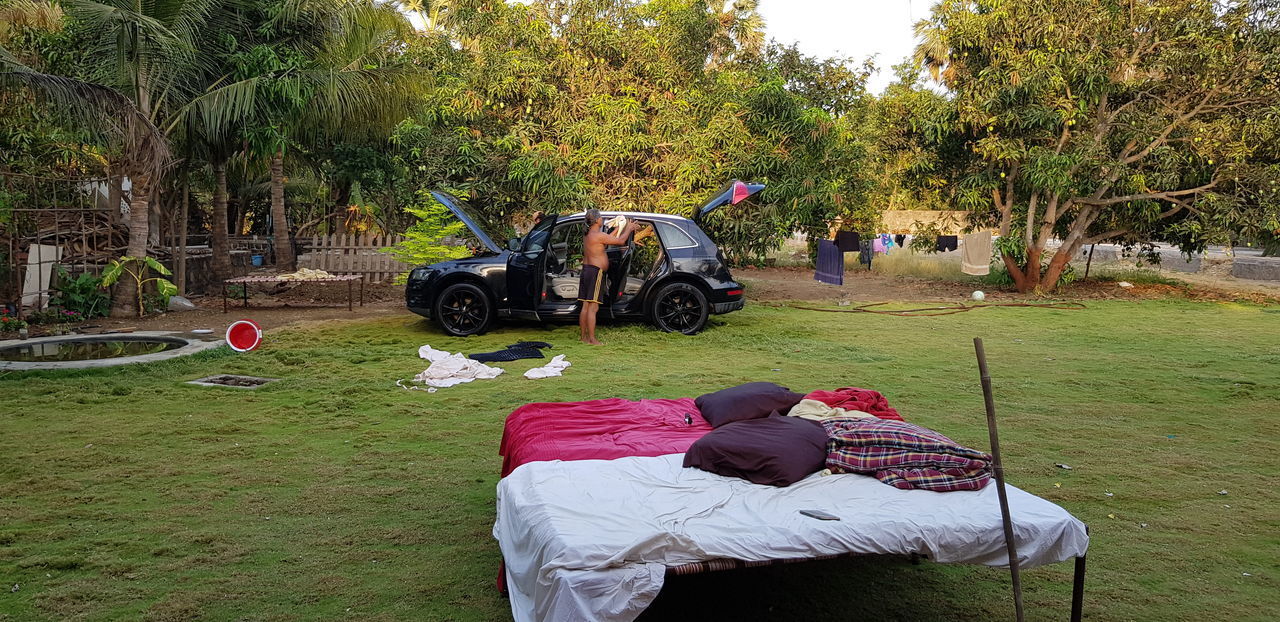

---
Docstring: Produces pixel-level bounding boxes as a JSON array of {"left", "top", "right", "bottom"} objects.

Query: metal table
[{"left": 221, "top": 274, "right": 364, "bottom": 312}]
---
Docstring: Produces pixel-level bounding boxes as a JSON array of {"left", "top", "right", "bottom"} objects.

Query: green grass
[
  {"left": 2, "top": 301, "right": 1278, "bottom": 621},
  {"left": 1090, "top": 267, "right": 1188, "bottom": 287}
]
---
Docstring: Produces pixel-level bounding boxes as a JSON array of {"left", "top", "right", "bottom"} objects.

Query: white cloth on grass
[
  {"left": 410, "top": 344, "right": 504, "bottom": 389},
  {"left": 524, "top": 354, "right": 571, "bottom": 379},
  {"left": 496, "top": 453, "right": 1089, "bottom": 622}
]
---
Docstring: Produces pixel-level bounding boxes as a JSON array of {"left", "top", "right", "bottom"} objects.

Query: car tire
[
  {"left": 648, "top": 281, "right": 709, "bottom": 335},
  {"left": 434, "top": 282, "right": 495, "bottom": 336}
]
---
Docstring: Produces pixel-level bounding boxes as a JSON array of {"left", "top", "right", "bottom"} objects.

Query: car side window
[
  {"left": 654, "top": 220, "right": 697, "bottom": 250},
  {"left": 522, "top": 217, "right": 556, "bottom": 255},
  {"left": 548, "top": 221, "right": 585, "bottom": 272}
]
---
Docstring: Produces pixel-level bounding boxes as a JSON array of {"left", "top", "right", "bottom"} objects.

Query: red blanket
[
  {"left": 803, "top": 387, "right": 904, "bottom": 421},
  {"left": 500, "top": 397, "right": 711, "bottom": 477}
]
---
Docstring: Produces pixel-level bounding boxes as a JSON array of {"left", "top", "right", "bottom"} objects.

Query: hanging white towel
[
  {"left": 524, "top": 354, "right": 571, "bottom": 379},
  {"left": 961, "top": 231, "right": 993, "bottom": 276}
]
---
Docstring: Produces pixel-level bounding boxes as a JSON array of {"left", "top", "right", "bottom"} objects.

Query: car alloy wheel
[
  {"left": 435, "top": 282, "right": 494, "bottom": 336},
  {"left": 650, "top": 282, "right": 709, "bottom": 335}
]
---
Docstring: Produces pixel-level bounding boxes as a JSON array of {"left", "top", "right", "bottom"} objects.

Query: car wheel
[
  {"left": 435, "top": 282, "right": 494, "bottom": 336},
  {"left": 649, "top": 282, "right": 709, "bottom": 335}
]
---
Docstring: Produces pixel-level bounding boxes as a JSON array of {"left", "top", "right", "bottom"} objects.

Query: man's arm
[{"left": 598, "top": 221, "right": 640, "bottom": 246}]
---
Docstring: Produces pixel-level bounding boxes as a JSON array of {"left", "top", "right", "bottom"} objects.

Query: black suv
[{"left": 406, "top": 180, "right": 762, "bottom": 336}]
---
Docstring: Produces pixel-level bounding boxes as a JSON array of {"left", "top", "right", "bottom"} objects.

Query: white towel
[
  {"left": 524, "top": 354, "right": 571, "bottom": 379},
  {"left": 409, "top": 344, "right": 504, "bottom": 389},
  {"left": 961, "top": 231, "right": 993, "bottom": 276}
]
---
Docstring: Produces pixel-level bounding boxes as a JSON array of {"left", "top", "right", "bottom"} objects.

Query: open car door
[
  {"left": 691, "top": 180, "right": 766, "bottom": 223},
  {"left": 429, "top": 191, "right": 502, "bottom": 253}
]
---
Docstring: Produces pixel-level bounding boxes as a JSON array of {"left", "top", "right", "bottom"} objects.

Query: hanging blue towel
[{"left": 815, "top": 239, "right": 844, "bottom": 285}]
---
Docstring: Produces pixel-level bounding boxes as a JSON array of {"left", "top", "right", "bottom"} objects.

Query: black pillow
[
  {"left": 695, "top": 382, "right": 804, "bottom": 428},
  {"left": 683, "top": 415, "right": 828, "bottom": 487}
]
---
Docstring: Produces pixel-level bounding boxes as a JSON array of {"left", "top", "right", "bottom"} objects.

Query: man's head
[{"left": 585, "top": 208, "right": 601, "bottom": 226}]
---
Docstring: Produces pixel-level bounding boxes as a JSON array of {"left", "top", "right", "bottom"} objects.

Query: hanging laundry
[
  {"left": 936, "top": 235, "right": 959, "bottom": 252},
  {"left": 835, "top": 231, "right": 860, "bottom": 253},
  {"left": 961, "top": 231, "right": 993, "bottom": 276},
  {"left": 814, "top": 239, "right": 844, "bottom": 285},
  {"left": 858, "top": 238, "right": 874, "bottom": 269},
  {"left": 525, "top": 354, "right": 571, "bottom": 379},
  {"left": 894, "top": 234, "right": 906, "bottom": 248},
  {"left": 872, "top": 236, "right": 886, "bottom": 254},
  {"left": 881, "top": 234, "right": 894, "bottom": 251}
]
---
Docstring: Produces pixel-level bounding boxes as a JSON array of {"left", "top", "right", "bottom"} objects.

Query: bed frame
[{"left": 497, "top": 337, "right": 1089, "bottom": 621}]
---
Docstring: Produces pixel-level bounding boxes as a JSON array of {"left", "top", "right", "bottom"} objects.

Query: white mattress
[{"left": 495, "top": 453, "right": 1089, "bottom": 622}]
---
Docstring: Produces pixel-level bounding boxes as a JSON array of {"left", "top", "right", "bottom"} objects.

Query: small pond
[{"left": 0, "top": 336, "right": 186, "bottom": 362}]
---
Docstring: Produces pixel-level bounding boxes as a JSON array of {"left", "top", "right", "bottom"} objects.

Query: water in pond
[{"left": 0, "top": 338, "right": 182, "bottom": 362}]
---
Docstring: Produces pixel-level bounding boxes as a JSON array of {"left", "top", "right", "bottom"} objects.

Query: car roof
[{"left": 558, "top": 211, "right": 693, "bottom": 223}]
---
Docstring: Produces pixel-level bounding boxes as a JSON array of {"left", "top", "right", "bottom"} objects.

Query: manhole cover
[{"left": 187, "top": 374, "right": 279, "bottom": 389}]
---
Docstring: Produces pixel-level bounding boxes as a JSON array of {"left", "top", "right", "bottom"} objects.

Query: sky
[{"left": 757, "top": 0, "right": 925, "bottom": 94}]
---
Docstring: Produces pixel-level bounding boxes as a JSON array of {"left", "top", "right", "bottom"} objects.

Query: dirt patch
[{"left": 51, "top": 263, "right": 1276, "bottom": 338}]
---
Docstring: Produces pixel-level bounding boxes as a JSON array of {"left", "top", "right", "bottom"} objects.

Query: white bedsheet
[{"left": 495, "top": 453, "right": 1089, "bottom": 622}]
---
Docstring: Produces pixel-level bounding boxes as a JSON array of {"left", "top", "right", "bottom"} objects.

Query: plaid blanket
[{"left": 821, "top": 417, "right": 992, "bottom": 492}]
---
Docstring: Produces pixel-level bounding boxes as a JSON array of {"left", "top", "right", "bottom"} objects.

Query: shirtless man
[{"left": 579, "top": 208, "right": 638, "bottom": 345}]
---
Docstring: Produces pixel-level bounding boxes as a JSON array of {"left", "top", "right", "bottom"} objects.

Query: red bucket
[{"left": 226, "top": 319, "right": 263, "bottom": 352}]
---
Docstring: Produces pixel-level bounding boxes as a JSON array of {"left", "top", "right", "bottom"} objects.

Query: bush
[
  {"left": 383, "top": 193, "right": 472, "bottom": 281},
  {"left": 0, "top": 309, "right": 27, "bottom": 333},
  {"left": 51, "top": 267, "right": 110, "bottom": 318}
]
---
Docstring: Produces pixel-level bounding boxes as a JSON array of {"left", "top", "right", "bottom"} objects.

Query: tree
[
  {"left": 394, "top": 0, "right": 874, "bottom": 264},
  {"left": 916, "top": 0, "right": 1280, "bottom": 291}
]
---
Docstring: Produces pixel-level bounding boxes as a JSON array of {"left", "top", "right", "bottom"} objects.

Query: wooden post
[
  {"left": 1084, "top": 244, "right": 1096, "bottom": 280},
  {"left": 974, "top": 337, "right": 1025, "bottom": 622}
]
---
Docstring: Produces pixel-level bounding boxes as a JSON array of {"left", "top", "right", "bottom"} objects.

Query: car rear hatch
[
  {"left": 430, "top": 190, "right": 502, "bottom": 253},
  {"left": 691, "top": 180, "right": 766, "bottom": 223}
]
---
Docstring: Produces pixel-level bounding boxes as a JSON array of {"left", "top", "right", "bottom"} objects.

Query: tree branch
[{"left": 1074, "top": 181, "right": 1217, "bottom": 206}]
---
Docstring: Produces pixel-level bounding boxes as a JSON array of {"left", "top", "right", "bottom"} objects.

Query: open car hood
[
  {"left": 430, "top": 190, "right": 502, "bottom": 253},
  {"left": 693, "top": 180, "right": 766, "bottom": 222}
]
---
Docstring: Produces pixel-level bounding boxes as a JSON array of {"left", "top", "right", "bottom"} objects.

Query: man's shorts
[{"left": 578, "top": 265, "right": 605, "bottom": 304}]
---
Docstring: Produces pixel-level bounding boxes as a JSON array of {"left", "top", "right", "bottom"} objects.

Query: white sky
[{"left": 757, "top": 0, "right": 925, "bottom": 94}]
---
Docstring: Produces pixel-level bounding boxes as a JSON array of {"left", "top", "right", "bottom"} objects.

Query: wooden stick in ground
[{"left": 974, "top": 337, "right": 1025, "bottom": 622}]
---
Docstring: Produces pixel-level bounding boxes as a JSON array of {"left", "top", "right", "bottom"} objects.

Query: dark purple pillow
[
  {"left": 682, "top": 415, "right": 828, "bottom": 487},
  {"left": 695, "top": 382, "right": 804, "bottom": 428}
]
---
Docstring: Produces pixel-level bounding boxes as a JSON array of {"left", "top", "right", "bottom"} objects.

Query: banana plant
[{"left": 100, "top": 257, "right": 179, "bottom": 318}]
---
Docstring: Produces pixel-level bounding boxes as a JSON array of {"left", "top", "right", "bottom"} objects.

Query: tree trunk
[
  {"left": 111, "top": 176, "right": 151, "bottom": 317},
  {"left": 331, "top": 180, "right": 352, "bottom": 234},
  {"left": 211, "top": 162, "right": 232, "bottom": 280},
  {"left": 271, "top": 150, "right": 293, "bottom": 270},
  {"left": 177, "top": 174, "right": 189, "bottom": 296}
]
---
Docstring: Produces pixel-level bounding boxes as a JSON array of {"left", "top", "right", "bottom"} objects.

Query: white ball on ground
[{"left": 971, "top": 290, "right": 986, "bottom": 301}]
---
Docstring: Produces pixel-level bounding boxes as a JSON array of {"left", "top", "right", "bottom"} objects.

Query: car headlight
[{"left": 409, "top": 267, "right": 436, "bottom": 282}]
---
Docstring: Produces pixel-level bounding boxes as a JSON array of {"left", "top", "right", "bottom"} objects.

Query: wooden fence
[{"left": 299, "top": 233, "right": 411, "bottom": 283}]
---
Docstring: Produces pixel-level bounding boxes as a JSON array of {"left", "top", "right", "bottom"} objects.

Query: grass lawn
[{"left": 1, "top": 300, "right": 1278, "bottom": 621}]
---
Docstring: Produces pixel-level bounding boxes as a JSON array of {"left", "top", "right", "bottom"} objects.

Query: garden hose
[{"left": 758, "top": 300, "right": 1087, "bottom": 317}]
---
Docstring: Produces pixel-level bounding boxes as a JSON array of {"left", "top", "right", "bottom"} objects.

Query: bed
[{"left": 494, "top": 397, "right": 1089, "bottom": 622}]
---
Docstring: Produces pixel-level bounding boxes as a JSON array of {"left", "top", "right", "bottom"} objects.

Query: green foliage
[
  {"left": 23, "top": 308, "right": 83, "bottom": 325},
  {"left": 382, "top": 193, "right": 472, "bottom": 279},
  {"left": 50, "top": 267, "right": 109, "bottom": 319},
  {"left": 916, "top": 0, "right": 1280, "bottom": 291},
  {"left": 0, "top": 308, "right": 27, "bottom": 333},
  {"left": 393, "top": 0, "right": 874, "bottom": 264},
  {"left": 100, "top": 256, "right": 178, "bottom": 318}
]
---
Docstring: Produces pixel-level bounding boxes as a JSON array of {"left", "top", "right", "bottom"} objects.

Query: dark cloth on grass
[{"left": 470, "top": 347, "right": 546, "bottom": 363}]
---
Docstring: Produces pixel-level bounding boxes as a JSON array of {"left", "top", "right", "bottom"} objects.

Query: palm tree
[
  {"left": 1, "top": 0, "right": 221, "bottom": 315},
  {"left": 200, "top": 0, "right": 422, "bottom": 270}
]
